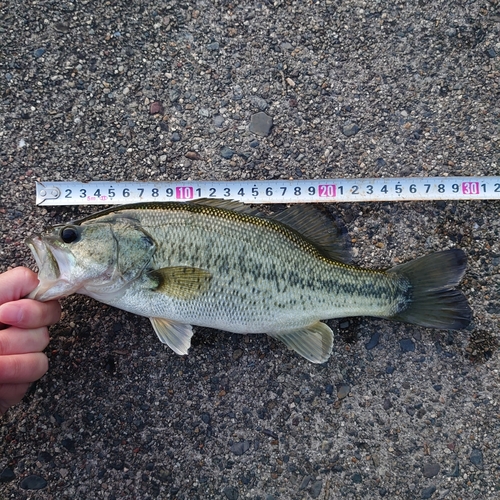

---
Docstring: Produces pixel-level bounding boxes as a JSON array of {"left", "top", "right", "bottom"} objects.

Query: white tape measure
[{"left": 35, "top": 177, "right": 500, "bottom": 206}]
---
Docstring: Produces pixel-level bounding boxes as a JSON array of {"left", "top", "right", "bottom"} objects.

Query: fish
[{"left": 26, "top": 199, "right": 472, "bottom": 363}]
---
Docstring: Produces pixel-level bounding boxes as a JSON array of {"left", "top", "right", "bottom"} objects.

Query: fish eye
[{"left": 60, "top": 226, "right": 80, "bottom": 244}]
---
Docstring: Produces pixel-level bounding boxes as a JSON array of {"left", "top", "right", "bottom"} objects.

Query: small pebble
[
  {"left": 149, "top": 101, "right": 164, "bottom": 115},
  {"left": 337, "top": 383, "right": 350, "bottom": 399},
  {"left": 249, "top": 112, "right": 273, "bottom": 137},
  {"left": 448, "top": 462, "right": 460, "bottom": 477},
  {"left": 422, "top": 463, "right": 440, "bottom": 478},
  {"left": 420, "top": 484, "right": 436, "bottom": 499},
  {"left": 171, "top": 131, "right": 181, "bottom": 142},
  {"left": 351, "top": 473, "right": 362, "bottom": 484},
  {"left": 310, "top": 479, "right": 323, "bottom": 498},
  {"left": 20, "top": 475, "right": 47, "bottom": 490},
  {"left": 232, "top": 85, "right": 243, "bottom": 101},
  {"left": 37, "top": 451, "right": 53, "bottom": 463},
  {"left": 213, "top": 115, "right": 224, "bottom": 127},
  {"left": 0, "top": 467, "right": 15, "bottom": 483},
  {"left": 220, "top": 146, "right": 235, "bottom": 159},
  {"left": 223, "top": 486, "right": 239, "bottom": 500},
  {"left": 206, "top": 42, "right": 220, "bottom": 51},
  {"left": 485, "top": 48, "right": 496, "bottom": 58},
  {"left": 250, "top": 96, "right": 268, "bottom": 111},
  {"left": 341, "top": 121, "right": 360, "bottom": 137},
  {"left": 262, "top": 429, "right": 278, "bottom": 439},
  {"left": 299, "top": 475, "right": 311, "bottom": 490},
  {"left": 54, "top": 22, "right": 70, "bottom": 33},
  {"left": 365, "top": 332, "right": 380, "bottom": 350},
  {"left": 169, "top": 89, "right": 180, "bottom": 101},
  {"left": 185, "top": 151, "right": 201, "bottom": 160},
  {"left": 230, "top": 440, "right": 250, "bottom": 456},
  {"left": 400, "top": 338, "right": 415, "bottom": 352},
  {"left": 61, "top": 438, "right": 76, "bottom": 453},
  {"left": 470, "top": 448, "right": 483, "bottom": 468},
  {"left": 33, "top": 48, "right": 46, "bottom": 58}
]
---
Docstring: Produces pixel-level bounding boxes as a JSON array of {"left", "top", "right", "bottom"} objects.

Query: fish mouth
[{"left": 26, "top": 236, "right": 75, "bottom": 301}]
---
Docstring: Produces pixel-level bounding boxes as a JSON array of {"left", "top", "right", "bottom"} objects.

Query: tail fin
[{"left": 388, "top": 249, "right": 471, "bottom": 330}]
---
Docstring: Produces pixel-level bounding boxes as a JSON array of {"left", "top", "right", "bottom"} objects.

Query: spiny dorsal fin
[
  {"left": 150, "top": 318, "right": 193, "bottom": 355},
  {"left": 190, "top": 198, "right": 264, "bottom": 217},
  {"left": 271, "top": 205, "right": 351, "bottom": 263},
  {"left": 268, "top": 321, "right": 334, "bottom": 363},
  {"left": 148, "top": 266, "right": 212, "bottom": 299}
]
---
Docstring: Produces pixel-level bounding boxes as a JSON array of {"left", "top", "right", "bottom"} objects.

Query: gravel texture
[{"left": 1, "top": 0, "right": 499, "bottom": 499}]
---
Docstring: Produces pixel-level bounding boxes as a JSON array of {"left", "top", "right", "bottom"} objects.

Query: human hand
[{"left": 0, "top": 267, "right": 61, "bottom": 415}]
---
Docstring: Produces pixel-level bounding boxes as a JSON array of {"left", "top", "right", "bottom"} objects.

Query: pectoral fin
[
  {"left": 150, "top": 317, "right": 194, "bottom": 355},
  {"left": 148, "top": 266, "right": 212, "bottom": 299},
  {"left": 269, "top": 321, "right": 333, "bottom": 363}
]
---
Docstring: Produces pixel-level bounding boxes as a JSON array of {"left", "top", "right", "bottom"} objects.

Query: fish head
[{"left": 26, "top": 218, "right": 156, "bottom": 301}]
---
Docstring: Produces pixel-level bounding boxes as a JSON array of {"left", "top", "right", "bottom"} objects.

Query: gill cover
[{"left": 81, "top": 218, "right": 157, "bottom": 299}]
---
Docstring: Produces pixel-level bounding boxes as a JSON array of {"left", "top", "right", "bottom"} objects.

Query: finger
[
  {"left": 0, "top": 267, "right": 39, "bottom": 305},
  {"left": 0, "top": 327, "right": 50, "bottom": 355},
  {"left": 0, "top": 382, "right": 31, "bottom": 415},
  {"left": 0, "top": 353, "right": 48, "bottom": 384},
  {"left": 0, "top": 300, "right": 61, "bottom": 329}
]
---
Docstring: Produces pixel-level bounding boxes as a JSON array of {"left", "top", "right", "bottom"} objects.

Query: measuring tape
[{"left": 35, "top": 177, "right": 500, "bottom": 206}]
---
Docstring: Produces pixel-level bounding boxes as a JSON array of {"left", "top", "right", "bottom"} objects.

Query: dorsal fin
[
  {"left": 270, "top": 205, "right": 351, "bottom": 263},
  {"left": 193, "top": 199, "right": 351, "bottom": 263}
]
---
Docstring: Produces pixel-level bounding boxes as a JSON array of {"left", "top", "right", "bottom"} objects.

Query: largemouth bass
[{"left": 26, "top": 200, "right": 471, "bottom": 363}]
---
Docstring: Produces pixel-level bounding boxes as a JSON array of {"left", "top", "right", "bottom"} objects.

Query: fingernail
[{"left": 0, "top": 304, "right": 23, "bottom": 325}]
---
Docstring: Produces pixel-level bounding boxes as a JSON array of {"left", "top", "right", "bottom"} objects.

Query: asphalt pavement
[{"left": 1, "top": 1, "right": 499, "bottom": 498}]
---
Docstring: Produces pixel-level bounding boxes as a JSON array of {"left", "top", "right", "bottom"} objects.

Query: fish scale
[
  {"left": 134, "top": 207, "right": 399, "bottom": 323},
  {"left": 27, "top": 199, "right": 471, "bottom": 363}
]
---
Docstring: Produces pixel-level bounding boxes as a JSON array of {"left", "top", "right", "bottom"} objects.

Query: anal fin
[
  {"left": 269, "top": 321, "right": 333, "bottom": 364},
  {"left": 150, "top": 317, "right": 194, "bottom": 355}
]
